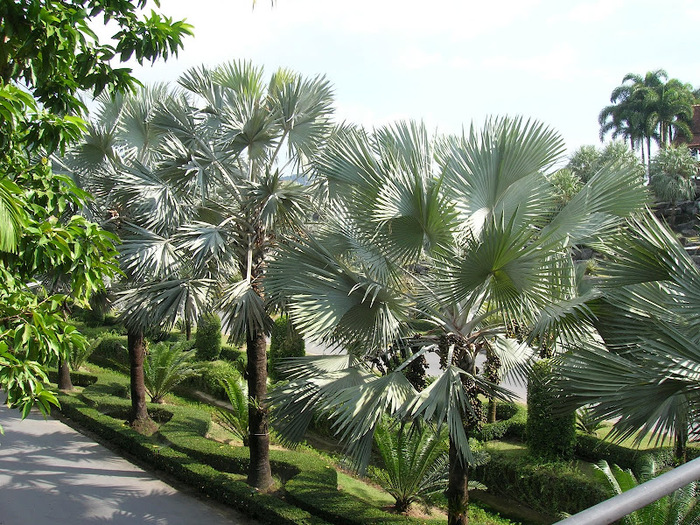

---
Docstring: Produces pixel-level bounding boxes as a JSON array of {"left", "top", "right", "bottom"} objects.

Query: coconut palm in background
[
  {"left": 558, "top": 213, "right": 700, "bottom": 463},
  {"left": 60, "top": 60, "right": 335, "bottom": 488},
  {"left": 267, "top": 117, "right": 647, "bottom": 524}
]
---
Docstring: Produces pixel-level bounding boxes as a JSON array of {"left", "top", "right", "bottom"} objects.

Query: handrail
[{"left": 554, "top": 456, "right": 700, "bottom": 525}]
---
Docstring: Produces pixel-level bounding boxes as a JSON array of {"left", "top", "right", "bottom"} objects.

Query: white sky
[{"left": 127, "top": 0, "right": 700, "bottom": 159}]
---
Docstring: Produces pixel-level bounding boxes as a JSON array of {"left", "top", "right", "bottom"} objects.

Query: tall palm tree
[
  {"left": 558, "top": 212, "right": 700, "bottom": 463},
  {"left": 62, "top": 61, "right": 335, "bottom": 488},
  {"left": 266, "top": 118, "right": 647, "bottom": 524}
]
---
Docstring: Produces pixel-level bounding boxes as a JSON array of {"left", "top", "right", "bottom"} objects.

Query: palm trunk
[
  {"left": 57, "top": 356, "right": 73, "bottom": 391},
  {"left": 487, "top": 398, "right": 497, "bottom": 424},
  {"left": 128, "top": 328, "right": 149, "bottom": 424},
  {"left": 675, "top": 425, "right": 688, "bottom": 464},
  {"left": 447, "top": 437, "right": 469, "bottom": 525},
  {"left": 246, "top": 328, "right": 272, "bottom": 489},
  {"left": 185, "top": 319, "right": 192, "bottom": 341}
]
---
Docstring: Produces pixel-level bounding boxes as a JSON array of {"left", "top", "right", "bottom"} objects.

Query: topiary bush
[
  {"left": 269, "top": 316, "right": 305, "bottom": 381},
  {"left": 195, "top": 312, "right": 222, "bottom": 361},
  {"left": 526, "top": 359, "right": 576, "bottom": 460}
]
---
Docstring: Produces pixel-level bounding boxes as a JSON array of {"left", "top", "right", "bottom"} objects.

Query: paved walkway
[{"left": 0, "top": 406, "right": 256, "bottom": 525}]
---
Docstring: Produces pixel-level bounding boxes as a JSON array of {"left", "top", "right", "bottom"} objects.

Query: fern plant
[
  {"left": 594, "top": 457, "right": 700, "bottom": 525},
  {"left": 144, "top": 341, "right": 197, "bottom": 403},
  {"left": 372, "top": 423, "right": 487, "bottom": 513},
  {"left": 217, "top": 375, "right": 249, "bottom": 446}
]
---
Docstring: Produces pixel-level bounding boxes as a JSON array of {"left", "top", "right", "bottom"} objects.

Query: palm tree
[
  {"left": 267, "top": 118, "right": 647, "bottom": 524},
  {"left": 61, "top": 61, "right": 335, "bottom": 488},
  {"left": 558, "top": 213, "right": 700, "bottom": 463}
]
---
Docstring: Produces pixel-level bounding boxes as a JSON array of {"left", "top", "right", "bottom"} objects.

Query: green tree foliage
[
  {"left": 195, "top": 313, "right": 223, "bottom": 361},
  {"left": 599, "top": 70, "right": 696, "bottom": 168},
  {"left": 144, "top": 341, "right": 197, "bottom": 403},
  {"left": 558, "top": 213, "right": 700, "bottom": 463},
  {"left": 526, "top": 359, "right": 576, "bottom": 460},
  {"left": 594, "top": 457, "right": 700, "bottom": 525},
  {"left": 269, "top": 316, "right": 305, "bottom": 381},
  {"left": 267, "top": 117, "right": 647, "bottom": 525},
  {"left": 567, "top": 142, "right": 645, "bottom": 183},
  {"left": 649, "top": 145, "right": 699, "bottom": 224},
  {"left": 0, "top": 1, "right": 191, "bottom": 420}
]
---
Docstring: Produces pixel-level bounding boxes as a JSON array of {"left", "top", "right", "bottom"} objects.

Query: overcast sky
[{"left": 128, "top": 0, "right": 699, "bottom": 159}]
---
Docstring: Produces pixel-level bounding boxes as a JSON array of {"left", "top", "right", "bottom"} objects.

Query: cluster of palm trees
[
  {"left": 58, "top": 60, "right": 334, "bottom": 488},
  {"left": 58, "top": 60, "right": 700, "bottom": 525},
  {"left": 599, "top": 69, "right": 697, "bottom": 169}
]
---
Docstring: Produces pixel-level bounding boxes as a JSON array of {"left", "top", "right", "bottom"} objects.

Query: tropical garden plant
[
  {"left": 217, "top": 375, "right": 250, "bottom": 446},
  {"left": 144, "top": 341, "right": 198, "bottom": 403},
  {"left": 594, "top": 457, "right": 700, "bottom": 525},
  {"left": 372, "top": 423, "right": 487, "bottom": 513},
  {"left": 267, "top": 117, "right": 647, "bottom": 524},
  {"left": 558, "top": 212, "right": 700, "bottom": 463}
]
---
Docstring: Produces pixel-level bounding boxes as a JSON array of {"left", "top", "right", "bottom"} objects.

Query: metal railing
[{"left": 554, "top": 456, "right": 700, "bottom": 525}]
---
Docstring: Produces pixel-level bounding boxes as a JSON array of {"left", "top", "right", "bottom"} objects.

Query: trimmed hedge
[
  {"left": 472, "top": 403, "right": 526, "bottom": 442},
  {"left": 57, "top": 371, "right": 474, "bottom": 525},
  {"left": 473, "top": 450, "right": 608, "bottom": 517},
  {"left": 48, "top": 369, "right": 98, "bottom": 387},
  {"left": 88, "top": 332, "right": 129, "bottom": 372},
  {"left": 179, "top": 360, "right": 240, "bottom": 400},
  {"left": 575, "top": 433, "right": 700, "bottom": 471}
]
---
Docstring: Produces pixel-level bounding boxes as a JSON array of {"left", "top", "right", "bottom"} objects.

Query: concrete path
[{"left": 0, "top": 406, "right": 255, "bottom": 525}]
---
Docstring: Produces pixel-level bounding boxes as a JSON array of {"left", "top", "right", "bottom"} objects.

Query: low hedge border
[
  {"left": 473, "top": 451, "right": 608, "bottom": 517},
  {"left": 472, "top": 402, "right": 527, "bottom": 442},
  {"left": 575, "top": 433, "right": 700, "bottom": 471},
  {"left": 56, "top": 374, "right": 451, "bottom": 525}
]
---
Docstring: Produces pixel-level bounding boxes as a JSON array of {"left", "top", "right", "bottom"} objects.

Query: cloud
[{"left": 553, "top": 0, "right": 627, "bottom": 23}]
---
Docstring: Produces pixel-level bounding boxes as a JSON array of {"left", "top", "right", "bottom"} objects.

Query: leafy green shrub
[
  {"left": 473, "top": 451, "right": 607, "bottom": 517},
  {"left": 473, "top": 402, "right": 527, "bottom": 442},
  {"left": 575, "top": 433, "right": 700, "bottom": 471},
  {"left": 526, "top": 359, "right": 576, "bottom": 460},
  {"left": 88, "top": 332, "right": 128, "bottom": 372},
  {"left": 144, "top": 341, "right": 198, "bottom": 403},
  {"left": 195, "top": 313, "right": 222, "bottom": 361},
  {"left": 216, "top": 375, "right": 249, "bottom": 446},
  {"left": 70, "top": 337, "right": 99, "bottom": 371},
  {"left": 220, "top": 344, "right": 247, "bottom": 376},
  {"left": 371, "top": 423, "right": 450, "bottom": 512},
  {"left": 269, "top": 317, "right": 304, "bottom": 381},
  {"left": 595, "top": 457, "right": 700, "bottom": 525},
  {"left": 180, "top": 360, "right": 239, "bottom": 400}
]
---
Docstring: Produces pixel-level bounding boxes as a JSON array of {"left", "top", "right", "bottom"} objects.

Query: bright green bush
[
  {"left": 473, "top": 451, "right": 607, "bottom": 517},
  {"left": 88, "top": 332, "right": 128, "bottom": 372},
  {"left": 526, "top": 359, "right": 576, "bottom": 460},
  {"left": 144, "top": 341, "right": 198, "bottom": 403},
  {"left": 269, "top": 317, "right": 304, "bottom": 381},
  {"left": 473, "top": 402, "right": 526, "bottom": 442},
  {"left": 180, "top": 360, "right": 239, "bottom": 400},
  {"left": 217, "top": 375, "right": 249, "bottom": 446},
  {"left": 195, "top": 313, "right": 222, "bottom": 361}
]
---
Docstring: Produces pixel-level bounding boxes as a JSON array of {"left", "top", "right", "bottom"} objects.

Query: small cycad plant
[
  {"left": 594, "top": 457, "right": 700, "bottom": 525},
  {"left": 144, "top": 341, "right": 197, "bottom": 403},
  {"left": 217, "top": 375, "right": 249, "bottom": 446},
  {"left": 372, "top": 423, "right": 487, "bottom": 513}
]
